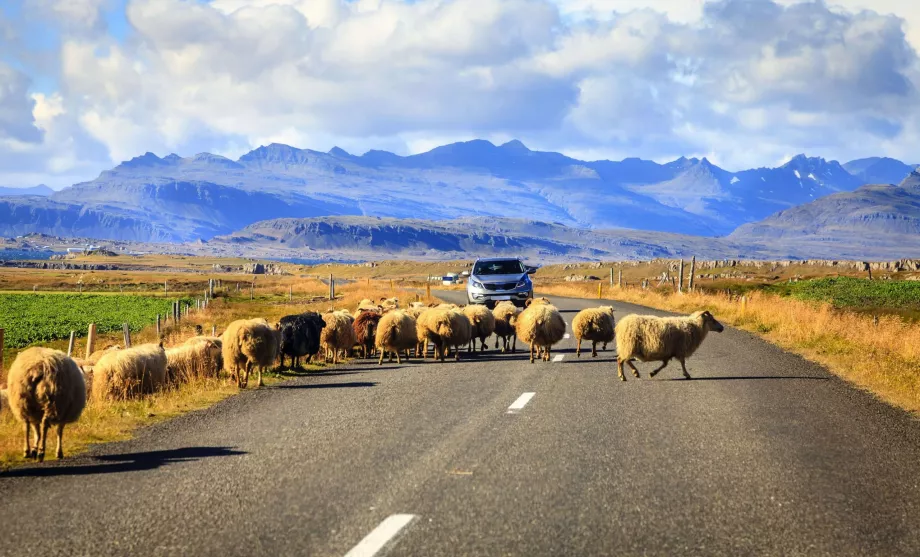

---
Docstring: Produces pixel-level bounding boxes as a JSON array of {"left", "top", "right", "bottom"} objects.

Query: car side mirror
[{"left": 526, "top": 268, "right": 536, "bottom": 275}]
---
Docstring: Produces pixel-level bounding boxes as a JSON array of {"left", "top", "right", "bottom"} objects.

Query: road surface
[{"left": 3, "top": 292, "right": 920, "bottom": 556}]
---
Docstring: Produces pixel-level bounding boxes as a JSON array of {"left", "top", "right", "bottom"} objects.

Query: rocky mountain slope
[{"left": 0, "top": 140, "right": 893, "bottom": 242}]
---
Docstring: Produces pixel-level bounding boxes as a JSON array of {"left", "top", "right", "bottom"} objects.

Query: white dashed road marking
[
  {"left": 344, "top": 514, "right": 417, "bottom": 557},
  {"left": 563, "top": 333, "right": 571, "bottom": 339},
  {"left": 507, "top": 392, "right": 536, "bottom": 413},
  {"left": 552, "top": 354, "right": 564, "bottom": 362}
]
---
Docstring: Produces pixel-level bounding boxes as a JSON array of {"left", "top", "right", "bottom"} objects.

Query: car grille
[{"left": 483, "top": 282, "right": 518, "bottom": 291}]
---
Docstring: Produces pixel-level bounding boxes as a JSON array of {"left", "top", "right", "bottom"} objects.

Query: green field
[
  {"left": 777, "top": 277, "right": 920, "bottom": 319},
  {"left": 0, "top": 293, "right": 192, "bottom": 348}
]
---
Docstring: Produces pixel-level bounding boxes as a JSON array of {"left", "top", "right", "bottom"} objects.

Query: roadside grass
[
  {"left": 0, "top": 280, "right": 436, "bottom": 470},
  {"left": 537, "top": 282, "right": 920, "bottom": 414}
]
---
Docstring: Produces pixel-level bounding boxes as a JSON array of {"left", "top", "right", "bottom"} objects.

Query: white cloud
[{"left": 2, "top": 0, "right": 920, "bottom": 187}]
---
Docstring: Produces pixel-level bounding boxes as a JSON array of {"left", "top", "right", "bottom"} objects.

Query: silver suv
[{"left": 466, "top": 257, "right": 535, "bottom": 308}]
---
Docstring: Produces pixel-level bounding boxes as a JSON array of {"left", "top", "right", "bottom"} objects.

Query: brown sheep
[
  {"left": 321, "top": 310, "right": 357, "bottom": 365},
  {"left": 516, "top": 300, "right": 566, "bottom": 363},
  {"left": 93, "top": 343, "right": 168, "bottom": 401},
  {"left": 572, "top": 306, "right": 616, "bottom": 358},
  {"left": 354, "top": 310, "right": 382, "bottom": 358},
  {"left": 615, "top": 311, "right": 724, "bottom": 381},
  {"left": 463, "top": 304, "right": 496, "bottom": 353},
  {"left": 222, "top": 318, "right": 278, "bottom": 388},
  {"left": 7, "top": 347, "right": 86, "bottom": 461},
  {"left": 375, "top": 310, "right": 418, "bottom": 364},
  {"left": 492, "top": 301, "right": 520, "bottom": 353}
]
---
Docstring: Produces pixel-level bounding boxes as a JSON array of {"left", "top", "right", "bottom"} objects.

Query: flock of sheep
[{"left": 1, "top": 295, "right": 724, "bottom": 463}]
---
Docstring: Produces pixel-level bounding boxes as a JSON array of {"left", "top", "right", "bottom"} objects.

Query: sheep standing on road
[
  {"left": 222, "top": 319, "right": 278, "bottom": 388},
  {"left": 7, "top": 347, "right": 86, "bottom": 461},
  {"left": 463, "top": 304, "right": 496, "bottom": 353},
  {"left": 416, "top": 308, "right": 453, "bottom": 361},
  {"left": 375, "top": 310, "right": 418, "bottom": 364},
  {"left": 515, "top": 298, "right": 566, "bottom": 363},
  {"left": 278, "top": 312, "right": 325, "bottom": 368},
  {"left": 492, "top": 301, "right": 520, "bottom": 353},
  {"left": 354, "top": 310, "right": 382, "bottom": 359},
  {"left": 94, "top": 343, "right": 168, "bottom": 400},
  {"left": 444, "top": 308, "right": 472, "bottom": 361},
  {"left": 321, "top": 310, "right": 357, "bottom": 365},
  {"left": 615, "top": 310, "right": 724, "bottom": 381},
  {"left": 573, "top": 306, "right": 616, "bottom": 358}
]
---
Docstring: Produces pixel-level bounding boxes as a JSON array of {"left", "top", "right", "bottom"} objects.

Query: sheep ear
[{"left": 158, "top": 340, "right": 165, "bottom": 349}]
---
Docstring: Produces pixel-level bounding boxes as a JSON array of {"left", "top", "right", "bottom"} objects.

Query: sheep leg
[
  {"left": 679, "top": 358, "right": 692, "bottom": 380},
  {"left": 649, "top": 359, "right": 670, "bottom": 378},
  {"left": 591, "top": 341, "right": 598, "bottom": 358},
  {"left": 627, "top": 360, "right": 642, "bottom": 379},
  {"left": 23, "top": 421, "right": 35, "bottom": 459},
  {"left": 389, "top": 350, "right": 395, "bottom": 363},
  {"left": 468, "top": 340, "right": 472, "bottom": 354},
  {"left": 257, "top": 366, "right": 263, "bottom": 388},
  {"left": 55, "top": 423, "right": 65, "bottom": 459},
  {"left": 576, "top": 339, "right": 581, "bottom": 357},
  {"left": 378, "top": 350, "right": 385, "bottom": 365},
  {"left": 37, "top": 417, "right": 50, "bottom": 463},
  {"left": 617, "top": 358, "right": 627, "bottom": 381},
  {"left": 480, "top": 337, "right": 487, "bottom": 352},
  {"left": 512, "top": 335, "right": 517, "bottom": 353},
  {"left": 455, "top": 345, "right": 461, "bottom": 361},
  {"left": 529, "top": 343, "right": 535, "bottom": 364},
  {"left": 396, "top": 350, "right": 402, "bottom": 364},
  {"left": 545, "top": 346, "right": 551, "bottom": 362}
]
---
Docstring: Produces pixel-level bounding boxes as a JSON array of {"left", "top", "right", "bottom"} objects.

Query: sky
[{"left": 1, "top": 0, "right": 920, "bottom": 189}]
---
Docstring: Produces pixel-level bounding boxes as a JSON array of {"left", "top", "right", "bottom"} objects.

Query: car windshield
[{"left": 473, "top": 260, "right": 525, "bottom": 276}]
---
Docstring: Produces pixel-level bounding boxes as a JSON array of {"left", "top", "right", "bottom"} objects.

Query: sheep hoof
[
  {"left": 618, "top": 375, "right": 626, "bottom": 382},
  {"left": 36, "top": 451, "right": 45, "bottom": 463},
  {"left": 24, "top": 449, "right": 36, "bottom": 459}
]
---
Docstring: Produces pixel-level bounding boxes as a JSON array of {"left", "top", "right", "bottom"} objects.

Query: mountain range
[
  {"left": 0, "top": 185, "right": 53, "bottom": 197},
  {"left": 0, "top": 140, "right": 918, "bottom": 260}
]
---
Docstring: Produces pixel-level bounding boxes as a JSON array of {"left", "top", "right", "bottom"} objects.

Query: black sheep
[{"left": 278, "top": 312, "right": 326, "bottom": 369}]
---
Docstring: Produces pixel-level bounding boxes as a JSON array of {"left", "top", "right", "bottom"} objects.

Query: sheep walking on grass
[
  {"left": 375, "top": 310, "right": 418, "bottom": 364},
  {"left": 7, "top": 347, "right": 86, "bottom": 462},
  {"left": 166, "top": 340, "right": 222, "bottom": 385},
  {"left": 463, "top": 304, "right": 496, "bottom": 353},
  {"left": 492, "top": 301, "right": 520, "bottom": 353},
  {"left": 515, "top": 298, "right": 566, "bottom": 363},
  {"left": 93, "top": 343, "right": 168, "bottom": 401},
  {"left": 615, "top": 310, "right": 724, "bottom": 381},
  {"left": 222, "top": 319, "right": 278, "bottom": 388},
  {"left": 573, "top": 306, "right": 616, "bottom": 358}
]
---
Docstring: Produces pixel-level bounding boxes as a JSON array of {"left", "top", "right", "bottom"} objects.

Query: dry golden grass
[
  {"left": 0, "top": 279, "right": 435, "bottom": 469},
  {"left": 538, "top": 282, "right": 920, "bottom": 414}
]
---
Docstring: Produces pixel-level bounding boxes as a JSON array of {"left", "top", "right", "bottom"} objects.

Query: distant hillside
[
  {"left": 729, "top": 172, "right": 920, "bottom": 259},
  {"left": 0, "top": 140, "right": 886, "bottom": 243},
  {"left": 843, "top": 157, "right": 918, "bottom": 185},
  {"left": 0, "top": 185, "right": 53, "bottom": 197}
]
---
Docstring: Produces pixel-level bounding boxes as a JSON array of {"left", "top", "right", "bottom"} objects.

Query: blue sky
[{"left": 1, "top": 0, "right": 920, "bottom": 188}]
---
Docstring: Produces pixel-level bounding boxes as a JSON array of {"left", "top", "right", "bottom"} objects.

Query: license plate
[{"left": 493, "top": 296, "right": 512, "bottom": 301}]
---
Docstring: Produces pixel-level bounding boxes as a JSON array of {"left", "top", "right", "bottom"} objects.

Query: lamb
[
  {"left": 380, "top": 297, "right": 400, "bottom": 310},
  {"left": 354, "top": 299, "right": 382, "bottom": 317},
  {"left": 615, "top": 310, "right": 724, "bottom": 381},
  {"left": 515, "top": 299, "right": 566, "bottom": 363},
  {"left": 492, "top": 301, "right": 520, "bottom": 353},
  {"left": 278, "top": 312, "right": 326, "bottom": 368},
  {"left": 375, "top": 310, "right": 418, "bottom": 364},
  {"left": 320, "top": 310, "right": 357, "bottom": 365},
  {"left": 166, "top": 340, "right": 222, "bottom": 384},
  {"left": 415, "top": 308, "right": 453, "bottom": 362},
  {"left": 354, "top": 310, "right": 382, "bottom": 358},
  {"left": 7, "top": 347, "right": 86, "bottom": 461},
  {"left": 93, "top": 343, "right": 168, "bottom": 401},
  {"left": 222, "top": 318, "right": 279, "bottom": 388},
  {"left": 463, "top": 304, "right": 496, "bottom": 352},
  {"left": 573, "top": 306, "right": 616, "bottom": 358}
]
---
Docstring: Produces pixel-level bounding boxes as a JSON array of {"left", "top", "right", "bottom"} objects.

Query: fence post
[
  {"left": 85, "top": 324, "right": 96, "bottom": 360},
  {"left": 156, "top": 314, "right": 161, "bottom": 336},
  {"left": 212, "top": 325, "right": 217, "bottom": 336},
  {"left": 597, "top": 282, "right": 602, "bottom": 299},
  {"left": 688, "top": 256, "right": 696, "bottom": 292},
  {"left": 164, "top": 280, "right": 168, "bottom": 296},
  {"left": 250, "top": 282, "right": 254, "bottom": 301},
  {"left": 678, "top": 259, "right": 684, "bottom": 293},
  {"left": 618, "top": 270, "right": 623, "bottom": 288},
  {"left": 289, "top": 285, "right": 293, "bottom": 301},
  {"left": 741, "top": 295, "right": 748, "bottom": 316},
  {"left": 609, "top": 268, "right": 613, "bottom": 286},
  {"left": 122, "top": 323, "right": 131, "bottom": 348},
  {"left": 67, "top": 331, "right": 76, "bottom": 356},
  {"left": 426, "top": 282, "right": 431, "bottom": 299},
  {"left": 209, "top": 278, "right": 214, "bottom": 298},
  {"left": 0, "top": 328, "right": 4, "bottom": 376}
]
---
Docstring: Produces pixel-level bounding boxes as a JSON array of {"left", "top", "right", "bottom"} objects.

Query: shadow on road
[
  {"left": 665, "top": 375, "right": 829, "bottom": 381},
  {"left": 276, "top": 369, "right": 364, "bottom": 378},
  {"left": 277, "top": 381, "right": 378, "bottom": 390},
  {"left": 1, "top": 446, "right": 245, "bottom": 478}
]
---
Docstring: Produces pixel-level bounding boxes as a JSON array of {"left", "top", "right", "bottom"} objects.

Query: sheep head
[{"left": 694, "top": 310, "right": 724, "bottom": 333}]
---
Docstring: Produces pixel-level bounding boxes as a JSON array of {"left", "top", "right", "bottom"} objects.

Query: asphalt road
[{"left": 4, "top": 292, "right": 920, "bottom": 556}]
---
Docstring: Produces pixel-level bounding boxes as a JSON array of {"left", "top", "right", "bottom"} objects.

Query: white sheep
[
  {"left": 375, "top": 310, "right": 418, "bottom": 364},
  {"left": 7, "top": 347, "right": 86, "bottom": 461},
  {"left": 93, "top": 343, "right": 168, "bottom": 400},
  {"left": 615, "top": 310, "right": 724, "bottom": 381},
  {"left": 222, "top": 318, "right": 278, "bottom": 388},
  {"left": 463, "top": 304, "right": 496, "bottom": 352},
  {"left": 320, "top": 310, "right": 356, "bottom": 365},
  {"left": 492, "top": 301, "right": 520, "bottom": 353},
  {"left": 572, "top": 306, "right": 616, "bottom": 358},
  {"left": 166, "top": 340, "right": 222, "bottom": 384},
  {"left": 515, "top": 298, "right": 566, "bottom": 363}
]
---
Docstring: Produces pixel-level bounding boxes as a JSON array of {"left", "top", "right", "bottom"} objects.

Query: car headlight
[
  {"left": 516, "top": 278, "right": 530, "bottom": 288},
  {"left": 470, "top": 280, "right": 484, "bottom": 289}
]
